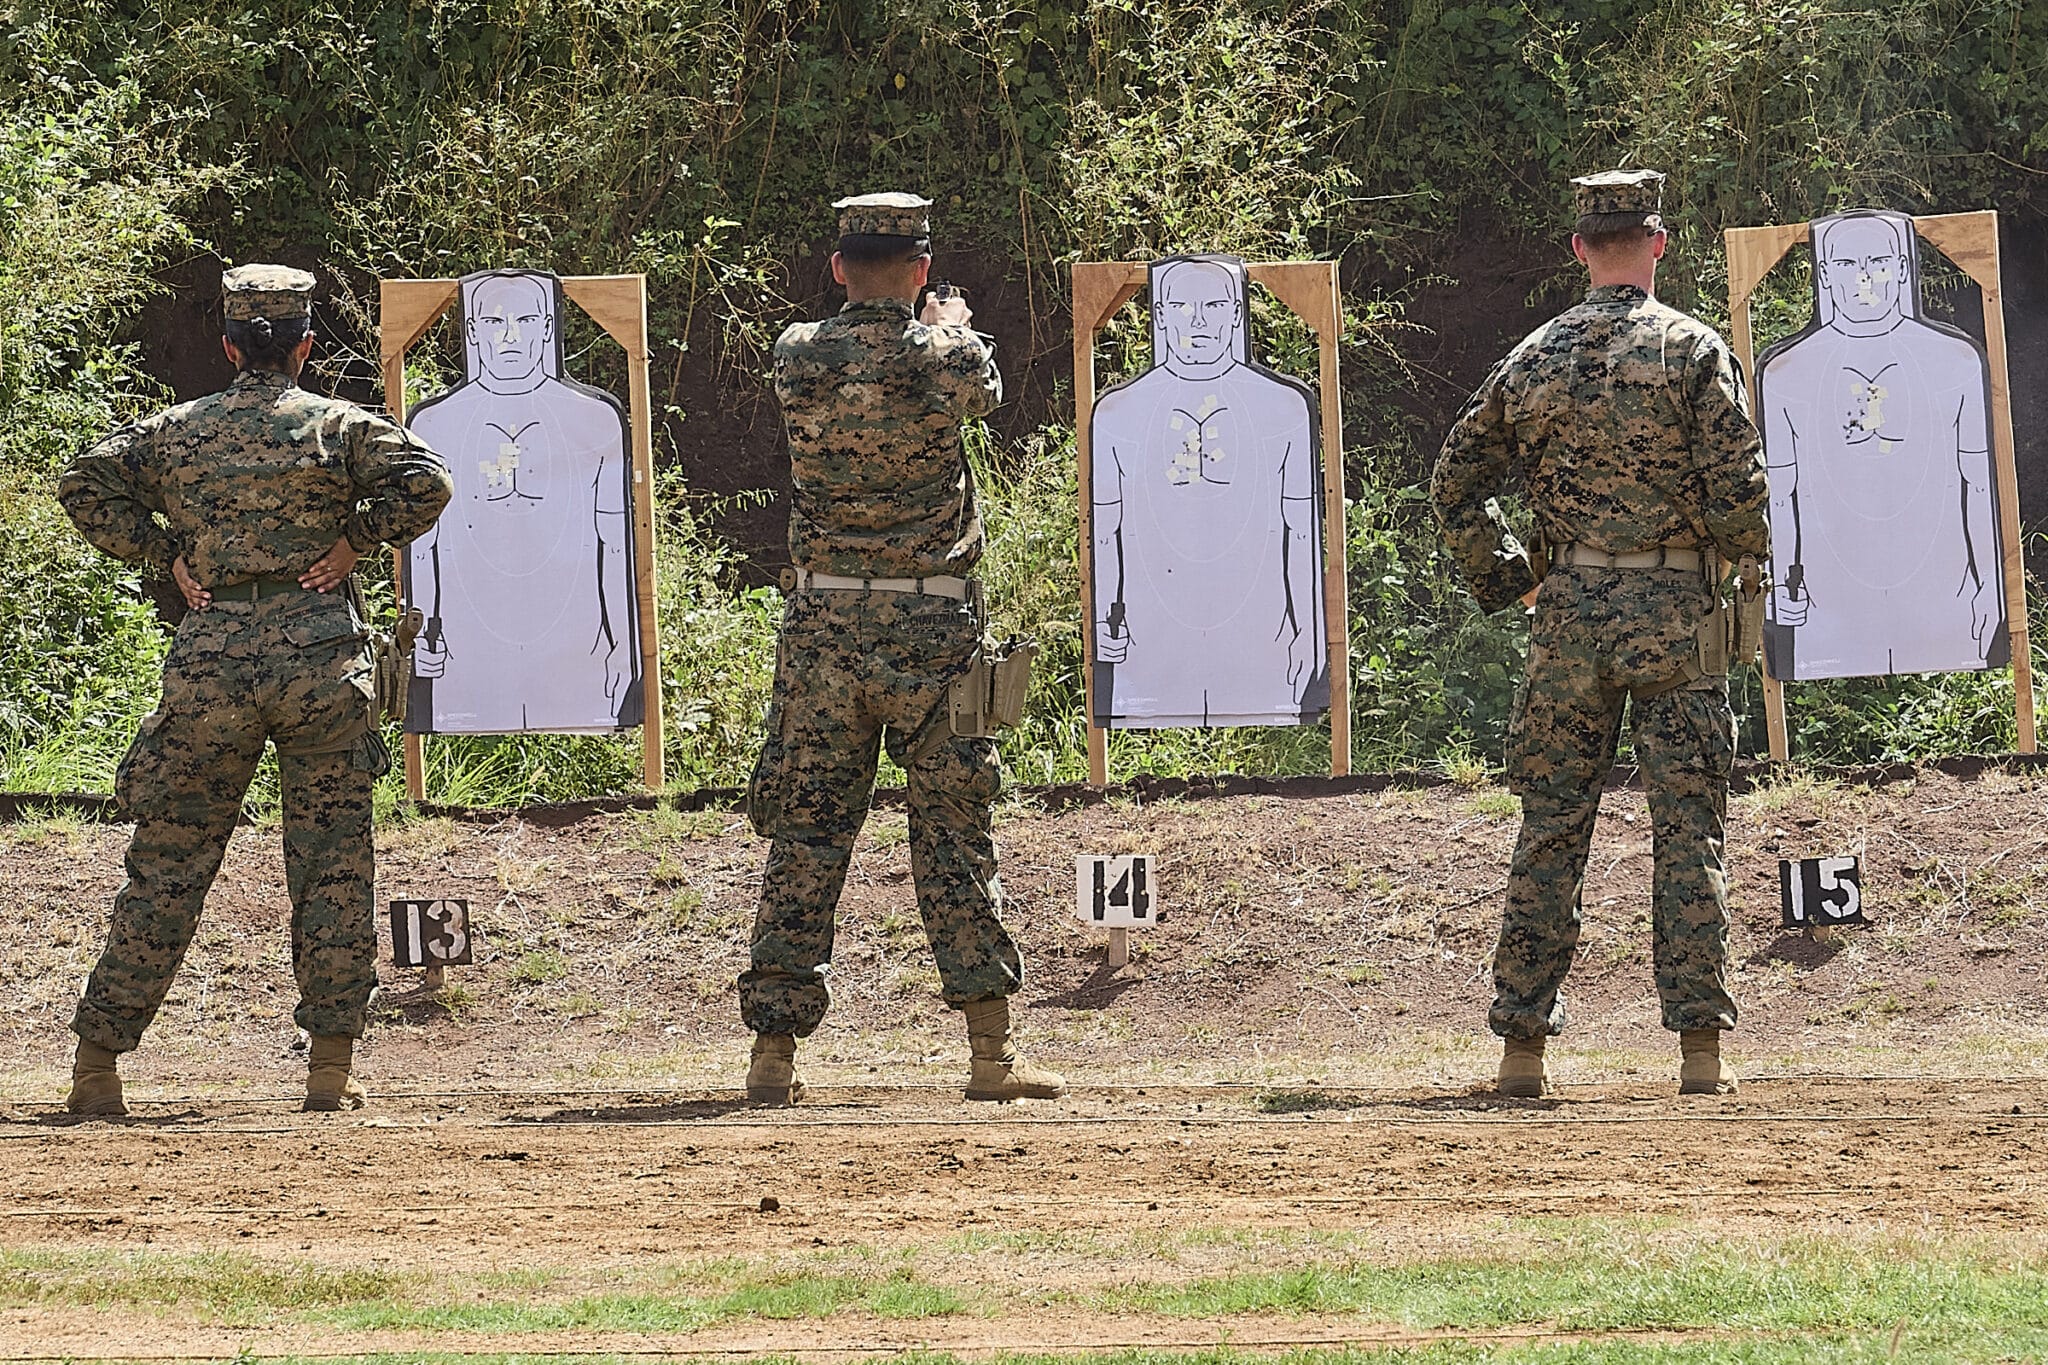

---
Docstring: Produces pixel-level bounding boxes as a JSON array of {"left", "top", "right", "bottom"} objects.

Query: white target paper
[
  {"left": 1758, "top": 210, "right": 2005, "bottom": 680},
  {"left": 405, "top": 269, "right": 644, "bottom": 734},
  {"left": 1089, "top": 254, "right": 1328, "bottom": 728}
]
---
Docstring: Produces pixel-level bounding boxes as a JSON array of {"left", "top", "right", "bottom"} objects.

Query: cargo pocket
[
  {"left": 1501, "top": 670, "right": 1536, "bottom": 795},
  {"left": 273, "top": 610, "right": 376, "bottom": 758},
  {"left": 741, "top": 663, "right": 794, "bottom": 843},
  {"left": 353, "top": 729, "right": 392, "bottom": 778},
  {"left": 113, "top": 713, "right": 171, "bottom": 819},
  {"left": 1675, "top": 688, "right": 1735, "bottom": 781}
]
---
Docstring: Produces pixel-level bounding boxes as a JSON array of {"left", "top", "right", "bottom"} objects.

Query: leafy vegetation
[{"left": 4, "top": 0, "right": 2044, "bottom": 802}]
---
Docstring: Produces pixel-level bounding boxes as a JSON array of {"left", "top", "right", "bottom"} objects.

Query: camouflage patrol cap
[
  {"left": 833, "top": 192, "right": 932, "bottom": 240},
  {"left": 1570, "top": 169, "right": 1665, "bottom": 225},
  {"left": 221, "top": 264, "right": 316, "bottom": 322}
]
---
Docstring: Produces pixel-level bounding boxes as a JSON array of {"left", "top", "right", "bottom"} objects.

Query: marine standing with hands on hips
[
  {"left": 739, "top": 192, "right": 1065, "bottom": 1105},
  {"left": 1431, "top": 171, "right": 1771, "bottom": 1098},
  {"left": 58, "top": 264, "right": 453, "bottom": 1115}
]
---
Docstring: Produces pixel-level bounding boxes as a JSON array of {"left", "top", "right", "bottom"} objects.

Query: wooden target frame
[
  {"left": 379, "top": 274, "right": 665, "bottom": 799},
  {"left": 1725, "top": 211, "right": 2031, "bottom": 761},
  {"left": 1072, "top": 260, "right": 1351, "bottom": 787}
]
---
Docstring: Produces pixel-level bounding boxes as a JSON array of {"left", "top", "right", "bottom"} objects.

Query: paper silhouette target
[
  {"left": 1089, "top": 254, "right": 1328, "bottom": 728},
  {"left": 404, "top": 269, "right": 644, "bottom": 733},
  {"left": 1758, "top": 210, "right": 2006, "bottom": 680}
]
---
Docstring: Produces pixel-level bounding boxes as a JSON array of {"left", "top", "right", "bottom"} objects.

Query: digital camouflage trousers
[
  {"left": 1493, "top": 565, "right": 1738, "bottom": 1039},
  {"left": 739, "top": 588, "right": 1023, "bottom": 1037},
  {"left": 73, "top": 590, "right": 390, "bottom": 1053}
]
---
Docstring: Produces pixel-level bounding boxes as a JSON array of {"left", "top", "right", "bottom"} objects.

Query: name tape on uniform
[
  {"left": 1779, "top": 856, "right": 1865, "bottom": 929},
  {"left": 390, "top": 898, "right": 474, "bottom": 967},
  {"left": 1075, "top": 854, "right": 1156, "bottom": 927}
]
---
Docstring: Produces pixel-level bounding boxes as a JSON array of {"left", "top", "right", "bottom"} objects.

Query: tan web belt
[
  {"left": 1549, "top": 543, "right": 1705, "bottom": 573},
  {"left": 221, "top": 574, "right": 312, "bottom": 599},
  {"left": 794, "top": 569, "right": 971, "bottom": 600}
]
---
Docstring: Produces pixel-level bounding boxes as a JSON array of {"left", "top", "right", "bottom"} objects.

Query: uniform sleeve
[
  {"left": 1687, "top": 335, "right": 1771, "bottom": 560},
  {"left": 932, "top": 329, "right": 1002, "bottom": 419},
  {"left": 1431, "top": 360, "right": 1538, "bottom": 612},
  {"left": 56, "top": 420, "right": 177, "bottom": 573},
  {"left": 341, "top": 410, "right": 454, "bottom": 551}
]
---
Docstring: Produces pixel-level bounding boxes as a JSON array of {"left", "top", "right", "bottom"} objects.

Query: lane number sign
[
  {"left": 390, "top": 898, "right": 473, "bottom": 967},
  {"left": 1779, "top": 856, "right": 1865, "bottom": 928},
  {"left": 1075, "top": 854, "right": 1155, "bottom": 927}
]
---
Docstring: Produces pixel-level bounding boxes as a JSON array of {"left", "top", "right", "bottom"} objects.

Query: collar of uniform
[
  {"left": 231, "top": 368, "right": 297, "bottom": 389},
  {"left": 1584, "top": 283, "right": 1650, "bottom": 306},
  {"left": 839, "top": 298, "right": 915, "bottom": 320}
]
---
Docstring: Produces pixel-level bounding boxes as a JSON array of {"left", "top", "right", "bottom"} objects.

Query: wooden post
[
  {"left": 1257, "top": 262, "right": 1351, "bottom": 777},
  {"left": 1107, "top": 927, "right": 1130, "bottom": 970},
  {"left": 1071, "top": 263, "right": 1147, "bottom": 789},
  {"left": 1725, "top": 212, "right": 2032, "bottom": 761},
  {"left": 564, "top": 276, "right": 667, "bottom": 790},
  {"left": 1914, "top": 212, "right": 2034, "bottom": 755},
  {"left": 1723, "top": 223, "right": 1806, "bottom": 762},
  {"left": 378, "top": 274, "right": 667, "bottom": 801},
  {"left": 1070, "top": 259, "right": 1353, "bottom": 785},
  {"left": 378, "top": 278, "right": 460, "bottom": 802}
]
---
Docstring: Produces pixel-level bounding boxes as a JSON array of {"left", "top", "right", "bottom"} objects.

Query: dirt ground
[{"left": 3, "top": 763, "right": 2048, "bottom": 1358}]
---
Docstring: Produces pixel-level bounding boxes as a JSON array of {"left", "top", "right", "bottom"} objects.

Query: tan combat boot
[
  {"left": 304, "top": 1035, "right": 368, "bottom": 1112},
  {"left": 66, "top": 1039, "right": 127, "bottom": 1117},
  {"left": 745, "top": 1033, "right": 804, "bottom": 1105},
  {"left": 962, "top": 998, "right": 1067, "bottom": 1101},
  {"left": 1679, "top": 1028, "right": 1737, "bottom": 1095},
  {"left": 1496, "top": 1034, "right": 1549, "bottom": 1098}
]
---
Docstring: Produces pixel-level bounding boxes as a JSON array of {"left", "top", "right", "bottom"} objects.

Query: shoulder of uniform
[
  {"left": 775, "top": 320, "right": 824, "bottom": 356},
  {"left": 1503, "top": 313, "right": 1576, "bottom": 366},
  {"left": 1658, "top": 308, "right": 1735, "bottom": 361}
]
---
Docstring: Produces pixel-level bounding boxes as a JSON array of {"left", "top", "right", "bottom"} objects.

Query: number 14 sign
[{"left": 1075, "top": 855, "right": 1155, "bottom": 927}]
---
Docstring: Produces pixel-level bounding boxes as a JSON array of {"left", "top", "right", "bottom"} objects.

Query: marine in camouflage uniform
[
  {"left": 1431, "top": 171, "right": 1771, "bottom": 1097},
  {"left": 739, "top": 192, "right": 1064, "bottom": 1104},
  {"left": 58, "top": 264, "right": 453, "bottom": 1116}
]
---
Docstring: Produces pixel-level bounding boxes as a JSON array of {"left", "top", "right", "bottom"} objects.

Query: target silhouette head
[
  {"left": 1817, "top": 214, "right": 1911, "bottom": 328},
  {"left": 468, "top": 273, "right": 557, "bottom": 388},
  {"left": 1155, "top": 259, "right": 1244, "bottom": 374}
]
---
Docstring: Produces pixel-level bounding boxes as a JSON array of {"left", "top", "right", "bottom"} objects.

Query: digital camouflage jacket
[
  {"left": 774, "top": 298, "right": 1001, "bottom": 579},
  {"left": 1432, "top": 284, "right": 1770, "bottom": 611},
  {"left": 59, "top": 369, "right": 452, "bottom": 583}
]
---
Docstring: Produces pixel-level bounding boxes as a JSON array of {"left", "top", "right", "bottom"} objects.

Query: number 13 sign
[{"left": 390, "top": 898, "right": 474, "bottom": 967}]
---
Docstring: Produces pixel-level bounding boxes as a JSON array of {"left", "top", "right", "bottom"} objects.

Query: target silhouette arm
[
  {"left": 1763, "top": 395, "right": 1806, "bottom": 623},
  {"left": 1277, "top": 404, "right": 1318, "bottom": 695},
  {"left": 593, "top": 446, "right": 633, "bottom": 705},
  {"left": 1092, "top": 438, "right": 1129, "bottom": 664},
  {"left": 1954, "top": 385, "right": 1997, "bottom": 648}
]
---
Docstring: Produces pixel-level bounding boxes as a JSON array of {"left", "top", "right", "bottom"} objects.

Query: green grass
[
  {"left": 328, "top": 1267, "right": 966, "bottom": 1333},
  {"left": 509, "top": 949, "right": 570, "bottom": 986},
  {"left": 1091, "top": 1238, "right": 2048, "bottom": 1335},
  {"left": 62, "top": 1334, "right": 2048, "bottom": 1364},
  {"left": 0, "top": 1248, "right": 408, "bottom": 1313},
  {"left": 10, "top": 1228, "right": 2048, "bottom": 1361}
]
